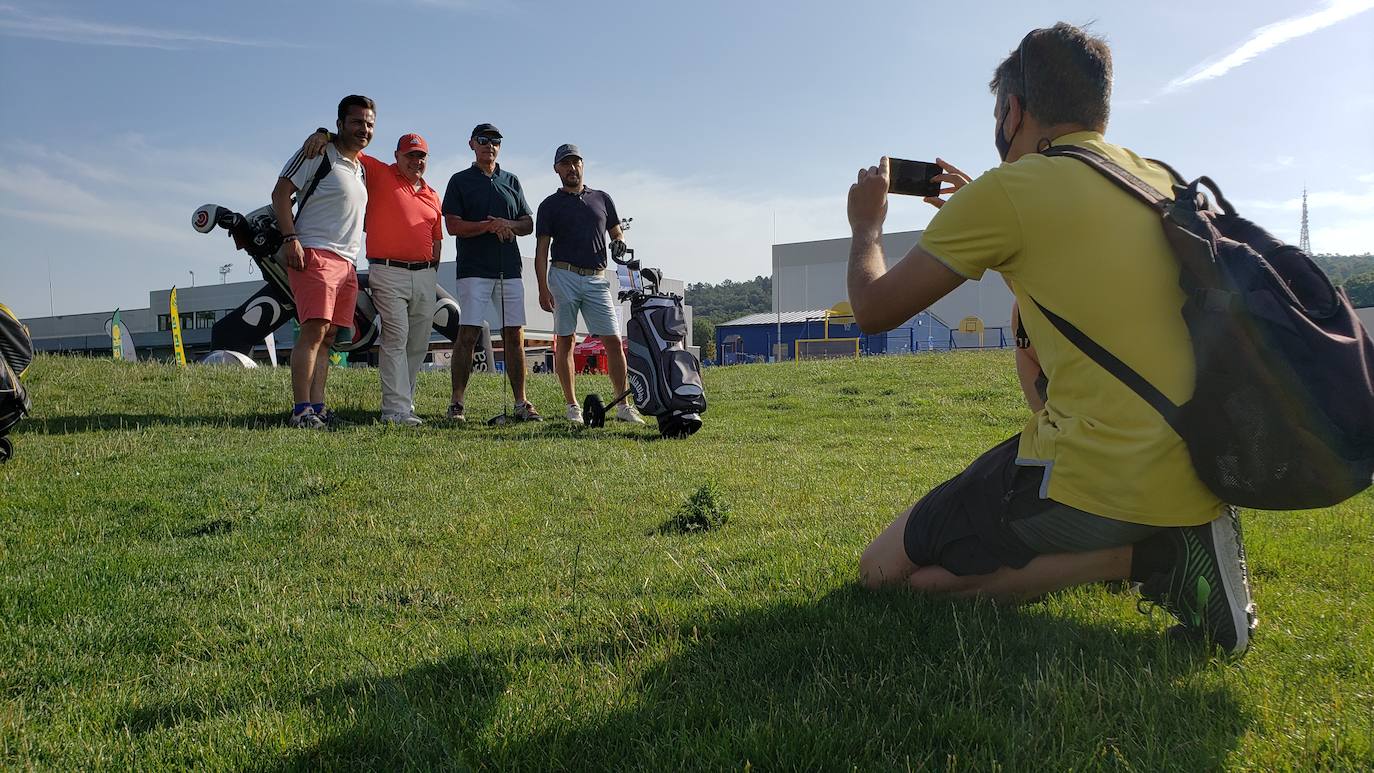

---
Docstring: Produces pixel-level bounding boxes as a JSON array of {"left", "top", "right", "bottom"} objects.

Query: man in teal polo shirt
[{"left": 441, "top": 123, "right": 541, "bottom": 422}]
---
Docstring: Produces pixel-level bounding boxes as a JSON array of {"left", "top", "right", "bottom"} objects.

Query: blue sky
[{"left": 2, "top": 0, "right": 1372, "bottom": 319}]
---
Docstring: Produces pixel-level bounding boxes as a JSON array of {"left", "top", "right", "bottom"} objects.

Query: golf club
[{"left": 487, "top": 271, "right": 513, "bottom": 426}]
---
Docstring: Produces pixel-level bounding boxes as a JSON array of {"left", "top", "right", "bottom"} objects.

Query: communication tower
[{"left": 1299, "top": 187, "right": 1311, "bottom": 253}]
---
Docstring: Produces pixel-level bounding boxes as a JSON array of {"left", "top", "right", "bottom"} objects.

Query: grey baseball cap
[{"left": 554, "top": 143, "right": 582, "bottom": 163}]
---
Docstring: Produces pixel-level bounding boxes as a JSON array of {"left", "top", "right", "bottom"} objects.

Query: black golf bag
[
  {"left": 0, "top": 303, "right": 34, "bottom": 462},
  {"left": 625, "top": 289, "right": 706, "bottom": 437},
  {"left": 192, "top": 203, "right": 381, "bottom": 354}
]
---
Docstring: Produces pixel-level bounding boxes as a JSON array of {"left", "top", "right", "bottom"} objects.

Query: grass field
[{"left": 2, "top": 352, "right": 1371, "bottom": 770}]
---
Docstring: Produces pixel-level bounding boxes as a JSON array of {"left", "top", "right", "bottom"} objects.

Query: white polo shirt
[{"left": 279, "top": 142, "right": 368, "bottom": 262}]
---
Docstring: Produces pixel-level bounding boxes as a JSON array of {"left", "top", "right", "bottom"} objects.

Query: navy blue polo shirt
[
  {"left": 441, "top": 163, "right": 532, "bottom": 279},
  {"left": 535, "top": 187, "right": 620, "bottom": 270}
]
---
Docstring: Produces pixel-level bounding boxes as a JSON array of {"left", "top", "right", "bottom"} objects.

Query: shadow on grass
[
  {"left": 274, "top": 587, "right": 1249, "bottom": 769},
  {"left": 24, "top": 413, "right": 331, "bottom": 432},
  {"left": 23, "top": 413, "right": 675, "bottom": 441}
]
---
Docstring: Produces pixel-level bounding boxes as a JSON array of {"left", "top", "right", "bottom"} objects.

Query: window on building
[
  {"left": 195, "top": 311, "right": 215, "bottom": 329},
  {"left": 158, "top": 314, "right": 171, "bottom": 331}
]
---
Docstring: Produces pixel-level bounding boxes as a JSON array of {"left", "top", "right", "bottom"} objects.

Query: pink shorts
[{"left": 289, "top": 248, "right": 358, "bottom": 327}]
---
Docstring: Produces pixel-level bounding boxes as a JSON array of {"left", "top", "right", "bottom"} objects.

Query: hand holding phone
[{"left": 887, "top": 158, "right": 942, "bottom": 197}]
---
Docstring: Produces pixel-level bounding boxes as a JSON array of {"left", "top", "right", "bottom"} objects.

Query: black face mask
[{"left": 995, "top": 99, "right": 1020, "bottom": 162}]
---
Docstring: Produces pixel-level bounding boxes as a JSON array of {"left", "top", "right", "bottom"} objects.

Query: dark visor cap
[{"left": 470, "top": 123, "right": 503, "bottom": 139}]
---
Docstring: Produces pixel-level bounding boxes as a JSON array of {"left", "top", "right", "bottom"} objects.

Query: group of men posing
[
  {"left": 272, "top": 102, "right": 644, "bottom": 429},
  {"left": 271, "top": 21, "right": 1261, "bottom": 656}
]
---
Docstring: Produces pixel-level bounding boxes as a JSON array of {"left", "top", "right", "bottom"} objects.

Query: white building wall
[
  {"left": 1357, "top": 306, "right": 1374, "bottom": 335},
  {"left": 772, "top": 230, "right": 1014, "bottom": 328}
]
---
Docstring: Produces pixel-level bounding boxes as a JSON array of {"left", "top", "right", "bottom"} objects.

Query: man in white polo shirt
[{"left": 271, "top": 94, "right": 374, "bottom": 429}]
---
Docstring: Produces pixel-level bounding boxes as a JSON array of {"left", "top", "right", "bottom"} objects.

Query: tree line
[
  {"left": 685, "top": 276, "right": 772, "bottom": 361},
  {"left": 1314, "top": 254, "right": 1374, "bottom": 308}
]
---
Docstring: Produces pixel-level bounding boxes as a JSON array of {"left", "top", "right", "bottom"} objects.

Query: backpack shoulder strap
[
  {"left": 1040, "top": 145, "right": 1170, "bottom": 212},
  {"left": 1028, "top": 295, "right": 1183, "bottom": 432},
  {"left": 294, "top": 151, "right": 333, "bottom": 222}
]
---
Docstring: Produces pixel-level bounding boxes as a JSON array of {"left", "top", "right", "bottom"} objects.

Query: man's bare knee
[{"left": 859, "top": 541, "right": 910, "bottom": 591}]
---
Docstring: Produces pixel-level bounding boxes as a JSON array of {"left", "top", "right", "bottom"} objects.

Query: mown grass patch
[{"left": 1, "top": 353, "right": 1370, "bottom": 769}]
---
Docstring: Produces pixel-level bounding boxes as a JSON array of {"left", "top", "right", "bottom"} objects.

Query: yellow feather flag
[
  {"left": 169, "top": 287, "right": 187, "bottom": 366},
  {"left": 111, "top": 308, "right": 124, "bottom": 360}
]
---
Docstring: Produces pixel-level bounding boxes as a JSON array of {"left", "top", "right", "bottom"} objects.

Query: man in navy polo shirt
[
  {"left": 441, "top": 123, "right": 542, "bottom": 422},
  {"left": 534, "top": 144, "right": 645, "bottom": 424}
]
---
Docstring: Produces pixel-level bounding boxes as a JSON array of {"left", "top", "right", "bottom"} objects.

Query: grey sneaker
[
  {"left": 381, "top": 412, "right": 423, "bottom": 426},
  {"left": 565, "top": 403, "right": 583, "bottom": 423},
  {"left": 1137, "top": 507, "right": 1258, "bottom": 655},
  {"left": 446, "top": 403, "right": 466, "bottom": 422},
  {"left": 287, "top": 410, "right": 326, "bottom": 430},
  {"left": 513, "top": 401, "right": 543, "bottom": 422},
  {"left": 316, "top": 408, "right": 350, "bottom": 428},
  {"left": 615, "top": 404, "right": 646, "bottom": 424}
]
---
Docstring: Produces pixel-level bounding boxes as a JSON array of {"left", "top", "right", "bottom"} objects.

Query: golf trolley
[{"left": 581, "top": 236, "right": 706, "bottom": 438}]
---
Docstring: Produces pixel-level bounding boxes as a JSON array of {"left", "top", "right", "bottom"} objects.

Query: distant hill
[
  {"left": 1313, "top": 253, "right": 1374, "bottom": 284},
  {"left": 685, "top": 276, "right": 772, "bottom": 324}
]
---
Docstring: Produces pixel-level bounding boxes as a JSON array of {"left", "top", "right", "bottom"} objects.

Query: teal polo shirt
[{"left": 441, "top": 163, "right": 532, "bottom": 279}]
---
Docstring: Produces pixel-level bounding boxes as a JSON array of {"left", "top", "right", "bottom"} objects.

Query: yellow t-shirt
[{"left": 920, "top": 131, "right": 1222, "bottom": 526}]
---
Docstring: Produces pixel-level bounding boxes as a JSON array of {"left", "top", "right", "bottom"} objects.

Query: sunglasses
[{"left": 474, "top": 136, "right": 502, "bottom": 146}]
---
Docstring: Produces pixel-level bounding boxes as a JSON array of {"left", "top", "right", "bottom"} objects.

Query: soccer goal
[{"left": 795, "top": 337, "right": 860, "bottom": 360}]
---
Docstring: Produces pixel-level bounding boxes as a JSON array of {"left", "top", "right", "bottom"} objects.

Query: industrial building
[
  {"left": 19, "top": 257, "right": 694, "bottom": 366},
  {"left": 716, "top": 230, "right": 1014, "bottom": 362}
]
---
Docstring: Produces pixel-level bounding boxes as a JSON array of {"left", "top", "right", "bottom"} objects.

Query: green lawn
[{"left": 2, "top": 353, "right": 1371, "bottom": 770}]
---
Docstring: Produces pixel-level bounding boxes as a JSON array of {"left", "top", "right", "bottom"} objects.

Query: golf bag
[
  {"left": 0, "top": 303, "right": 34, "bottom": 462},
  {"left": 192, "top": 203, "right": 380, "bottom": 354},
  {"left": 623, "top": 264, "right": 707, "bottom": 438}
]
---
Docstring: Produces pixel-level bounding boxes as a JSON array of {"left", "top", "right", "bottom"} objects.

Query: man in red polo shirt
[{"left": 304, "top": 129, "right": 443, "bottom": 425}]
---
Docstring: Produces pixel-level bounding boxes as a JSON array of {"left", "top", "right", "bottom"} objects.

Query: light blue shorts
[{"left": 549, "top": 266, "right": 619, "bottom": 336}]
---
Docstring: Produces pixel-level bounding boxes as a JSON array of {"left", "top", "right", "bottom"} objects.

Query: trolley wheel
[
  {"left": 582, "top": 393, "right": 607, "bottom": 428},
  {"left": 0, "top": 437, "right": 11, "bottom": 463}
]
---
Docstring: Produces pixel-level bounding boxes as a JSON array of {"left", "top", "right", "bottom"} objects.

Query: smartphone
[{"left": 888, "top": 158, "right": 942, "bottom": 197}]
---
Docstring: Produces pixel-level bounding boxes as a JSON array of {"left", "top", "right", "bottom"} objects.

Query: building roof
[{"left": 719, "top": 309, "right": 834, "bottom": 327}]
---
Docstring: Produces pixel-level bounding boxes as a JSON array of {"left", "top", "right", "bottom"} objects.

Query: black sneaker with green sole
[{"left": 1137, "top": 507, "right": 1258, "bottom": 655}]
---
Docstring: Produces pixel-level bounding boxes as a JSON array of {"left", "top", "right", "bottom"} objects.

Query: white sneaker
[
  {"left": 380, "top": 412, "right": 423, "bottom": 426},
  {"left": 565, "top": 403, "right": 583, "bottom": 423},
  {"left": 616, "top": 404, "right": 646, "bottom": 424}
]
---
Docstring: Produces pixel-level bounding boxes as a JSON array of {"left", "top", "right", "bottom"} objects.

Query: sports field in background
[{"left": 2, "top": 353, "right": 1371, "bottom": 769}]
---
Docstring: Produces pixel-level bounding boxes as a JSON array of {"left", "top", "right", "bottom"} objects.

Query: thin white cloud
[
  {"left": 1162, "top": 0, "right": 1374, "bottom": 94},
  {"left": 0, "top": 4, "right": 302, "bottom": 49}
]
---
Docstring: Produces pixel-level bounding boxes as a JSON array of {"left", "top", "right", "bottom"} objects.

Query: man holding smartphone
[{"left": 848, "top": 23, "right": 1256, "bottom": 655}]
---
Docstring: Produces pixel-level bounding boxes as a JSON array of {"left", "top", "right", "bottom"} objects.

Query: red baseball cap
[{"left": 396, "top": 133, "right": 429, "bottom": 154}]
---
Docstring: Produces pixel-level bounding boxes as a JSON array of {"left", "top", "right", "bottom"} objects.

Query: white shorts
[{"left": 455, "top": 276, "right": 526, "bottom": 329}]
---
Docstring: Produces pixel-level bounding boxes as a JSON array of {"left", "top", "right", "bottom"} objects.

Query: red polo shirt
[{"left": 360, "top": 154, "right": 443, "bottom": 262}]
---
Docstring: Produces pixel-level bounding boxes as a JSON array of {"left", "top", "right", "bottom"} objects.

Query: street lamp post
[{"left": 188, "top": 270, "right": 196, "bottom": 288}]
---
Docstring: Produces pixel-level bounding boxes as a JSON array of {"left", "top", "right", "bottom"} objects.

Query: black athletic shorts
[{"left": 903, "top": 435, "right": 1162, "bottom": 576}]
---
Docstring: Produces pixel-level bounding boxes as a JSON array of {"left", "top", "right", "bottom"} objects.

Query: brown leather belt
[
  {"left": 368, "top": 258, "right": 439, "bottom": 271},
  {"left": 552, "top": 261, "right": 604, "bottom": 277}
]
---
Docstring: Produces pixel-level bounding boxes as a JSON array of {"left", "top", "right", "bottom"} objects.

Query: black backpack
[
  {"left": 1029, "top": 145, "right": 1374, "bottom": 510},
  {"left": 0, "top": 303, "right": 34, "bottom": 463}
]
